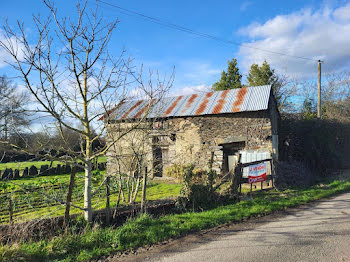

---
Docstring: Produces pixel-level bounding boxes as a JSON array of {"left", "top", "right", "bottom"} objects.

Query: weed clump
[{"left": 176, "top": 164, "right": 218, "bottom": 211}]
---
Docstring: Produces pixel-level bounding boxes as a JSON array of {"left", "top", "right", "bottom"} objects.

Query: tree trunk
[
  {"left": 140, "top": 167, "right": 147, "bottom": 214},
  {"left": 127, "top": 172, "right": 131, "bottom": 203},
  {"left": 84, "top": 160, "right": 92, "bottom": 222},
  {"left": 4, "top": 117, "right": 8, "bottom": 141},
  {"left": 105, "top": 176, "right": 110, "bottom": 226},
  {"left": 231, "top": 164, "right": 242, "bottom": 196},
  {"left": 131, "top": 171, "right": 135, "bottom": 203},
  {"left": 132, "top": 176, "right": 141, "bottom": 203},
  {"left": 119, "top": 173, "right": 125, "bottom": 202},
  {"left": 8, "top": 196, "right": 13, "bottom": 224},
  {"left": 112, "top": 182, "right": 123, "bottom": 220}
]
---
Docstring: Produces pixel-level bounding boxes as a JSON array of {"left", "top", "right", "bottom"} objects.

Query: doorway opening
[
  {"left": 152, "top": 137, "right": 163, "bottom": 177},
  {"left": 221, "top": 141, "right": 245, "bottom": 173}
]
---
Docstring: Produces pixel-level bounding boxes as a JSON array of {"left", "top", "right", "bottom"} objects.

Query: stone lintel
[
  {"left": 220, "top": 136, "right": 246, "bottom": 145},
  {"left": 209, "top": 146, "right": 223, "bottom": 151}
]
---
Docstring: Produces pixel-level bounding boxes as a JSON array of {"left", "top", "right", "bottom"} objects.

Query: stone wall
[
  {"left": 162, "top": 111, "right": 273, "bottom": 174},
  {"left": 106, "top": 110, "right": 276, "bottom": 177},
  {"left": 105, "top": 122, "right": 153, "bottom": 177}
]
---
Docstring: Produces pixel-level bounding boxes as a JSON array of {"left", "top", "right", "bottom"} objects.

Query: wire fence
[{"left": 0, "top": 167, "right": 151, "bottom": 225}]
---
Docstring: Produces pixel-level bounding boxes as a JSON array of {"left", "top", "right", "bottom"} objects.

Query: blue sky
[{"left": 1, "top": 0, "right": 350, "bottom": 95}]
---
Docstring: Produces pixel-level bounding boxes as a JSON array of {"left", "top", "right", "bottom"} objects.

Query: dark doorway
[
  {"left": 152, "top": 137, "right": 163, "bottom": 177},
  {"left": 222, "top": 141, "right": 245, "bottom": 173}
]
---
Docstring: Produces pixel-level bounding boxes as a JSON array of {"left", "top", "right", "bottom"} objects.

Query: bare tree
[
  {"left": 272, "top": 74, "right": 299, "bottom": 112},
  {"left": 322, "top": 70, "right": 350, "bottom": 102},
  {"left": 105, "top": 75, "right": 173, "bottom": 211},
  {"left": 294, "top": 70, "right": 350, "bottom": 117},
  {"left": 0, "top": 0, "right": 172, "bottom": 222},
  {"left": 322, "top": 71, "right": 350, "bottom": 121},
  {"left": 0, "top": 75, "right": 29, "bottom": 141}
]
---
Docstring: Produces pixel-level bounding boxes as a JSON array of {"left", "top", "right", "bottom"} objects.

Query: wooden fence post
[
  {"left": 105, "top": 176, "right": 111, "bottom": 226},
  {"left": 140, "top": 167, "right": 147, "bottom": 214},
  {"left": 231, "top": 167, "right": 242, "bottom": 196},
  {"left": 8, "top": 196, "right": 13, "bottom": 224},
  {"left": 64, "top": 168, "right": 76, "bottom": 229},
  {"left": 231, "top": 154, "right": 242, "bottom": 197}
]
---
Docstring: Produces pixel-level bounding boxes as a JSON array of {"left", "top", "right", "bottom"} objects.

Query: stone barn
[{"left": 105, "top": 85, "right": 279, "bottom": 177}]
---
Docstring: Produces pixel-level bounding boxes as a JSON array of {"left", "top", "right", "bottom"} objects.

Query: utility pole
[{"left": 317, "top": 60, "right": 323, "bottom": 119}]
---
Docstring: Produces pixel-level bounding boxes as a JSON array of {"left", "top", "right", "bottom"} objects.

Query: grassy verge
[{"left": 1, "top": 179, "right": 350, "bottom": 262}]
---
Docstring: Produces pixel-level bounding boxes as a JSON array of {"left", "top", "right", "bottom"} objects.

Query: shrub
[
  {"left": 176, "top": 164, "right": 218, "bottom": 211},
  {"left": 275, "top": 160, "right": 315, "bottom": 189},
  {"left": 280, "top": 115, "right": 350, "bottom": 174}
]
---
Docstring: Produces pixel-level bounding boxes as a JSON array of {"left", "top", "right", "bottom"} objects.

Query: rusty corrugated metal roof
[{"left": 110, "top": 85, "right": 271, "bottom": 120}]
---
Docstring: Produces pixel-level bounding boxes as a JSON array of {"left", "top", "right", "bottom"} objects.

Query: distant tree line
[
  {"left": 0, "top": 126, "right": 106, "bottom": 163},
  {"left": 212, "top": 58, "right": 350, "bottom": 119},
  {"left": 0, "top": 130, "right": 106, "bottom": 163}
]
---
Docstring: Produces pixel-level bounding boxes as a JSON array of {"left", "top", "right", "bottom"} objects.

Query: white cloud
[
  {"left": 173, "top": 60, "right": 220, "bottom": 92},
  {"left": 238, "top": 3, "right": 350, "bottom": 78},
  {"left": 129, "top": 83, "right": 211, "bottom": 98},
  {"left": 0, "top": 30, "right": 26, "bottom": 68},
  {"left": 333, "top": 3, "right": 350, "bottom": 21},
  {"left": 182, "top": 62, "right": 220, "bottom": 81},
  {"left": 171, "top": 84, "right": 211, "bottom": 96},
  {"left": 128, "top": 87, "right": 151, "bottom": 100},
  {"left": 0, "top": 49, "right": 10, "bottom": 68}
]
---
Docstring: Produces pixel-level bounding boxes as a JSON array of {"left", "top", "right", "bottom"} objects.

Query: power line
[{"left": 96, "top": 0, "right": 318, "bottom": 62}]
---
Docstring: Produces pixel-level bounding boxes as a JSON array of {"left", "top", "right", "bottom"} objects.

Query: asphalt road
[{"left": 120, "top": 192, "right": 350, "bottom": 262}]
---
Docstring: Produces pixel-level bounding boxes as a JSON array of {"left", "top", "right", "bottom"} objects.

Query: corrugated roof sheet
[{"left": 110, "top": 85, "right": 271, "bottom": 120}]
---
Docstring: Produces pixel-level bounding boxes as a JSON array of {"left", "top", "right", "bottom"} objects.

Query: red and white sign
[{"left": 248, "top": 162, "right": 267, "bottom": 184}]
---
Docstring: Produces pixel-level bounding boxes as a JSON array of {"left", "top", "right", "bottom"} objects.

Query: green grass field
[
  {"left": 0, "top": 160, "right": 64, "bottom": 172},
  {"left": 0, "top": 156, "right": 107, "bottom": 172},
  {"left": 0, "top": 170, "right": 181, "bottom": 224}
]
